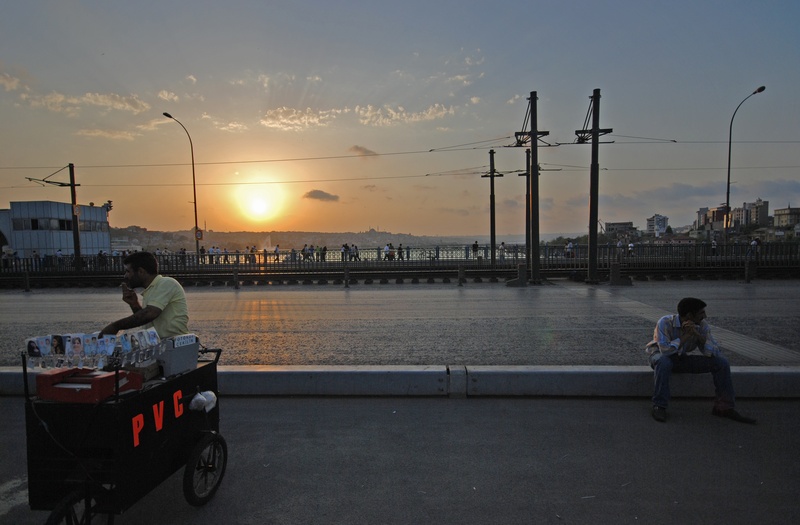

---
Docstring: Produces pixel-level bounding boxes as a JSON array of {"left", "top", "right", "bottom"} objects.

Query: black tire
[
  {"left": 45, "top": 489, "right": 114, "bottom": 525},
  {"left": 182, "top": 432, "right": 228, "bottom": 507}
]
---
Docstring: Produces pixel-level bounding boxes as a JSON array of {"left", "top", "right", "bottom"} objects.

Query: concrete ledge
[
  {"left": 217, "top": 365, "right": 448, "bottom": 396},
  {"left": 465, "top": 366, "right": 800, "bottom": 398},
  {"left": 3, "top": 365, "right": 799, "bottom": 398}
]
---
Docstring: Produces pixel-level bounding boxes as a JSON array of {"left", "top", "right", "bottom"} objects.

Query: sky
[{"left": 1, "top": 1, "right": 798, "bottom": 237}]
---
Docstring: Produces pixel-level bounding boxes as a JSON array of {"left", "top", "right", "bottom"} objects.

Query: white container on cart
[{"left": 158, "top": 334, "right": 200, "bottom": 377}]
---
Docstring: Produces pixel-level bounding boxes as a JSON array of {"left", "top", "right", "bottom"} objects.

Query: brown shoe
[{"left": 712, "top": 408, "right": 756, "bottom": 425}]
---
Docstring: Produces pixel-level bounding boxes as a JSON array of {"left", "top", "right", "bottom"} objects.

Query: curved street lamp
[
  {"left": 163, "top": 112, "right": 200, "bottom": 261},
  {"left": 725, "top": 86, "right": 765, "bottom": 244}
]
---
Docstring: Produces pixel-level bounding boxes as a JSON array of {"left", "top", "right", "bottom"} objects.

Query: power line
[
  {"left": 0, "top": 139, "right": 797, "bottom": 172},
  {"left": 0, "top": 137, "right": 514, "bottom": 171},
  {"left": 3, "top": 163, "right": 796, "bottom": 191}
]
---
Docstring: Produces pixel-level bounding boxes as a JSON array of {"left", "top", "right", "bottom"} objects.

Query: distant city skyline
[{"left": 1, "top": 1, "right": 798, "bottom": 237}]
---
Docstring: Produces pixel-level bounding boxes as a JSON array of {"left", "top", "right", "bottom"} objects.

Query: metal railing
[{"left": 1, "top": 243, "right": 798, "bottom": 286}]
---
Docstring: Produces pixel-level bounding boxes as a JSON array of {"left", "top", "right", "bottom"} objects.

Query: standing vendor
[{"left": 100, "top": 251, "right": 189, "bottom": 338}]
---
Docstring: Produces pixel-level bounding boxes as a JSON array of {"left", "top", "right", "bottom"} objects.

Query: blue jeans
[{"left": 649, "top": 353, "right": 735, "bottom": 410}]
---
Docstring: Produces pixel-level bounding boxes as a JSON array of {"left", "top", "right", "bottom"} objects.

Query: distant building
[
  {"left": 695, "top": 207, "right": 710, "bottom": 230},
  {"left": 604, "top": 222, "right": 636, "bottom": 236},
  {"left": 694, "top": 206, "right": 726, "bottom": 238},
  {"left": 773, "top": 206, "right": 799, "bottom": 228},
  {"left": 732, "top": 198, "right": 769, "bottom": 229},
  {"left": 646, "top": 214, "right": 669, "bottom": 236},
  {"left": 0, "top": 201, "right": 111, "bottom": 257}
]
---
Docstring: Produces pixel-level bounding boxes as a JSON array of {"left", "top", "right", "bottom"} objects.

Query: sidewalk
[{"left": 2, "top": 396, "right": 798, "bottom": 524}]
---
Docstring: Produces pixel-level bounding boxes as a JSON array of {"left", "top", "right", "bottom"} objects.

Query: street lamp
[
  {"left": 163, "top": 112, "right": 201, "bottom": 261},
  {"left": 725, "top": 86, "right": 765, "bottom": 244}
]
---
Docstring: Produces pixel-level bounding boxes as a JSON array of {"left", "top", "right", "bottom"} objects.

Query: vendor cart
[{"left": 24, "top": 348, "right": 227, "bottom": 525}]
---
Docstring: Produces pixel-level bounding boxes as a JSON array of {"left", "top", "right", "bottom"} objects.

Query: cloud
[
  {"left": 20, "top": 90, "right": 151, "bottom": 115},
  {"left": 19, "top": 91, "right": 81, "bottom": 115},
  {"left": 158, "top": 90, "right": 179, "bottom": 102},
  {"left": 256, "top": 72, "right": 296, "bottom": 91},
  {"left": 136, "top": 118, "right": 167, "bottom": 131},
  {"left": 256, "top": 74, "right": 270, "bottom": 89},
  {"left": 260, "top": 106, "right": 348, "bottom": 131},
  {"left": 219, "top": 121, "right": 248, "bottom": 132},
  {"left": 354, "top": 103, "right": 454, "bottom": 127},
  {"left": 507, "top": 94, "right": 521, "bottom": 104},
  {"left": 362, "top": 185, "right": 379, "bottom": 192},
  {"left": 303, "top": 189, "right": 339, "bottom": 202},
  {"left": 447, "top": 74, "right": 472, "bottom": 86},
  {"left": 194, "top": 111, "right": 248, "bottom": 132},
  {"left": 464, "top": 51, "right": 484, "bottom": 66},
  {"left": 349, "top": 145, "right": 378, "bottom": 158},
  {"left": 1, "top": 72, "right": 21, "bottom": 92},
  {"left": 470, "top": 96, "right": 481, "bottom": 105},
  {"left": 81, "top": 92, "right": 151, "bottom": 114},
  {"left": 186, "top": 75, "right": 197, "bottom": 84},
  {"left": 76, "top": 129, "right": 137, "bottom": 140}
]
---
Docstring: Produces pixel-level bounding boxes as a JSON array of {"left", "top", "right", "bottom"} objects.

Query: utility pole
[
  {"left": 575, "top": 89, "right": 612, "bottom": 284},
  {"left": 515, "top": 91, "right": 550, "bottom": 284},
  {"left": 68, "top": 163, "right": 82, "bottom": 270},
  {"left": 518, "top": 149, "right": 531, "bottom": 274},
  {"left": 483, "top": 149, "right": 502, "bottom": 269},
  {"left": 26, "top": 163, "right": 82, "bottom": 270}
]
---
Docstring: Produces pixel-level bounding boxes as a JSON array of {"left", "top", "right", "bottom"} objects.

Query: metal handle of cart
[{"left": 198, "top": 346, "right": 222, "bottom": 364}]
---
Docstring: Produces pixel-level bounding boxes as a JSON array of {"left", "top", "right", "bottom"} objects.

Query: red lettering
[
  {"left": 152, "top": 401, "right": 164, "bottom": 431},
  {"left": 173, "top": 390, "right": 184, "bottom": 418},
  {"left": 132, "top": 414, "right": 144, "bottom": 447}
]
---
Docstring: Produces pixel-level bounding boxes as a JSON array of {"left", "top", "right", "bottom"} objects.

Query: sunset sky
[{"left": 1, "top": 1, "right": 798, "bottom": 237}]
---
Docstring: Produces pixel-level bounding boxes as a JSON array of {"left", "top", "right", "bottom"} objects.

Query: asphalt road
[{"left": 2, "top": 396, "right": 798, "bottom": 525}]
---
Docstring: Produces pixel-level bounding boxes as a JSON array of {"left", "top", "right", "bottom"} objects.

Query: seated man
[
  {"left": 100, "top": 251, "right": 189, "bottom": 338},
  {"left": 645, "top": 297, "right": 755, "bottom": 424}
]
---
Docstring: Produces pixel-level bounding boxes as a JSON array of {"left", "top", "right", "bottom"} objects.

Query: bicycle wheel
[
  {"left": 45, "top": 489, "right": 114, "bottom": 525},
  {"left": 182, "top": 432, "right": 228, "bottom": 506}
]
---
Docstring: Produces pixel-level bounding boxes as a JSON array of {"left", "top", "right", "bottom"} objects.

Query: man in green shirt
[{"left": 100, "top": 251, "right": 189, "bottom": 338}]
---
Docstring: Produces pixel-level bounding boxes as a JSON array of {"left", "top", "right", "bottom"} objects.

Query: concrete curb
[{"left": 3, "top": 365, "right": 799, "bottom": 398}]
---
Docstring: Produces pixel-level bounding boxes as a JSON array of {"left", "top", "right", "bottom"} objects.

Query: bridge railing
[{"left": 1, "top": 243, "right": 798, "bottom": 276}]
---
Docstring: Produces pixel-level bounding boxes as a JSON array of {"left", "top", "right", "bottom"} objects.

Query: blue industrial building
[{"left": 0, "top": 201, "right": 111, "bottom": 258}]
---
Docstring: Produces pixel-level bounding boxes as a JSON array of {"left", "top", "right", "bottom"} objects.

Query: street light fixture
[
  {"left": 163, "top": 112, "right": 201, "bottom": 262},
  {"left": 725, "top": 86, "right": 765, "bottom": 244}
]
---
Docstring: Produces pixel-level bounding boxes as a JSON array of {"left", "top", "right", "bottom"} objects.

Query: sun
[
  {"left": 234, "top": 184, "right": 285, "bottom": 224},
  {"left": 249, "top": 197, "right": 269, "bottom": 217}
]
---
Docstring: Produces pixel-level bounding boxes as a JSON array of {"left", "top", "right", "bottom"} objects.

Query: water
[{"left": 3, "top": 281, "right": 796, "bottom": 367}]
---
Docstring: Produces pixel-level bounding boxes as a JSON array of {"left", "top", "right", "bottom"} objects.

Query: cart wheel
[
  {"left": 45, "top": 489, "right": 114, "bottom": 525},
  {"left": 183, "top": 432, "right": 228, "bottom": 506}
]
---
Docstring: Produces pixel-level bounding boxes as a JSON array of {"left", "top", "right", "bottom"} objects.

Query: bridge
[{"left": 1, "top": 243, "right": 798, "bottom": 289}]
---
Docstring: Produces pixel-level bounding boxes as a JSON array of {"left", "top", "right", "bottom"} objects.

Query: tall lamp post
[
  {"left": 725, "top": 86, "right": 765, "bottom": 244},
  {"left": 163, "top": 112, "right": 201, "bottom": 261}
]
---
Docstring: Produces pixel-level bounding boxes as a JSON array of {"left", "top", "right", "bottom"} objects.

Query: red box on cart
[{"left": 36, "top": 368, "right": 143, "bottom": 403}]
